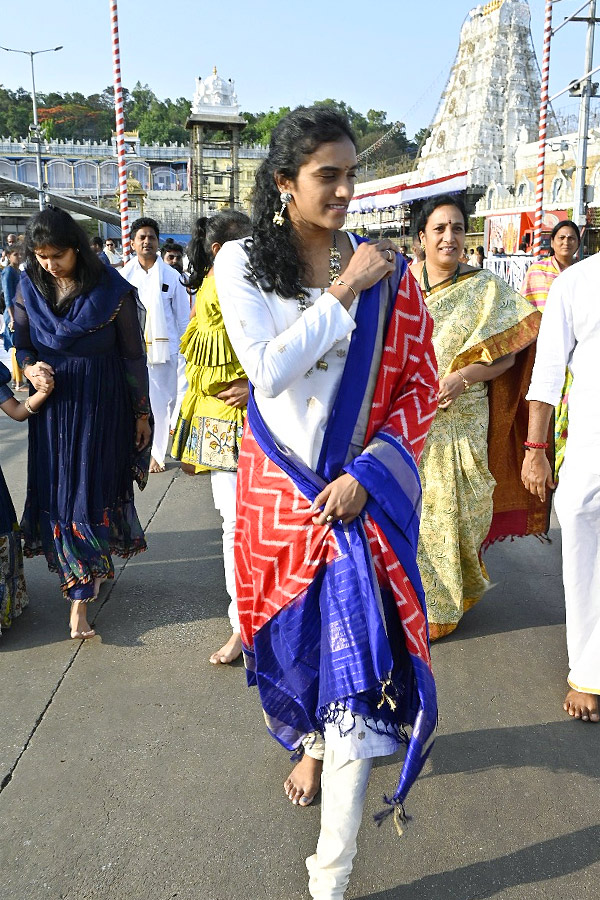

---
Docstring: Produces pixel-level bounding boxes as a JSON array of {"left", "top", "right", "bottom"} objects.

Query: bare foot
[
  {"left": 93, "top": 575, "right": 108, "bottom": 599},
  {"left": 180, "top": 462, "right": 197, "bottom": 476},
  {"left": 69, "top": 600, "right": 96, "bottom": 640},
  {"left": 149, "top": 457, "right": 166, "bottom": 474},
  {"left": 284, "top": 754, "right": 323, "bottom": 806},
  {"left": 564, "top": 688, "right": 600, "bottom": 722},
  {"left": 209, "top": 632, "right": 242, "bottom": 665}
]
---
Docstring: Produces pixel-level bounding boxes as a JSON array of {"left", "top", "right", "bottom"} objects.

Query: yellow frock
[{"left": 171, "top": 275, "right": 246, "bottom": 473}]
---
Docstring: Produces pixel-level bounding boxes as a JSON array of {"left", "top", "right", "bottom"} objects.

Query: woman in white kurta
[{"left": 214, "top": 107, "right": 438, "bottom": 900}]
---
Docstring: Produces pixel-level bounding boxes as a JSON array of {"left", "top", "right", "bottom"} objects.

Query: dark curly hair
[
  {"left": 25, "top": 205, "right": 106, "bottom": 304},
  {"left": 246, "top": 106, "right": 357, "bottom": 299},
  {"left": 187, "top": 210, "right": 251, "bottom": 293}
]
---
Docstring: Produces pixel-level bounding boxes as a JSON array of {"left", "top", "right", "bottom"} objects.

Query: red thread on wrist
[{"left": 523, "top": 441, "right": 549, "bottom": 450}]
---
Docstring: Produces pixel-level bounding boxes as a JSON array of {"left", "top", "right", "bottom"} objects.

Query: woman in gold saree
[{"left": 411, "top": 195, "right": 546, "bottom": 640}]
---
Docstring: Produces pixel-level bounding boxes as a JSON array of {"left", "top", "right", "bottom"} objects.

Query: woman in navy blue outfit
[{"left": 14, "top": 207, "right": 152, "bottom": 640}]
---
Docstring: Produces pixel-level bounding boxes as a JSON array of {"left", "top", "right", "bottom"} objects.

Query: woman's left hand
[
  {"left": 215, "top": 378, "right": 249, "bottom": 409},
  {"left": 135, "top": 418, "right": 152, "bottom": 452},
  {"left": 310, "top": 473, "right": 368, "bottom": 526},
  {"left": 438, "top": 372, "right": 465, "bottom": 409}
]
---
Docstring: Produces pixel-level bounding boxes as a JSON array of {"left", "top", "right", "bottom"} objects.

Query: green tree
[
  {"left": 137, "top": 99, "right": 187, "bottom": 144},
  {"left": 413, "top": 127, "right": 431, "bottom": 154},
  {"left": 240, "top": 106, "right": 290, "bottom": 145},
  {"left": 367, "top": 109, "right": 388, "bottom": 129},
  {"left": 127, "top": 82, "right": 158, "bottom": 130}
]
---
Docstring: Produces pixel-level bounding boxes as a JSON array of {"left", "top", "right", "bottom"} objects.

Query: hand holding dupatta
[
  {"left": 328, "top": 240, "right": 397, "bottom": 311},
  {"left": 310, "top": 472, "right": 368, "bottom": 525}
]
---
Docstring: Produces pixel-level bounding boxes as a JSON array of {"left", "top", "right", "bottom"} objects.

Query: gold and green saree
[{"left": 418, "top": 269, "right": 547, "bottom": 640}]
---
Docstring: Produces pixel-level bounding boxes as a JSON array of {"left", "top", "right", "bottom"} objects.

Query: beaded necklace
[
  {"left": 297, "top": 233, "right": 341, "bottom": 312},
  {"left": 421, "top": 261, "right": 461, "bottom": 297},
  {"left": 298, "top": 233, "right": 343, "bottom": 373}
]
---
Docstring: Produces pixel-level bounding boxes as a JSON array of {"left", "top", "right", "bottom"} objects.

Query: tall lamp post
[{"left": 0, "top": 44, "right": 63, "bottom": 210}]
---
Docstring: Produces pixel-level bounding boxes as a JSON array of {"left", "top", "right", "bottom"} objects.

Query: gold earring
[{"left": 273, "top": 191, "right": 292, "bottom": 226}]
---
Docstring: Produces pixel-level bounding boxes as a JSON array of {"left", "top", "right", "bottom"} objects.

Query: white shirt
[
  {"left": 214, "top": 238, "right": 359, "bottom": 471},
  {"left": 104, "top": 248, "right": 122, "bottom": 265},
  {"left": 527, "top": 252, "right": 600, "bottom": 472},
  {"left": 121, "top": 255, "right": 190, "bottom": 356}
]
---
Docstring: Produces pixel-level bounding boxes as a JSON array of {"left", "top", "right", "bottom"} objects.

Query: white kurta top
[
  {"left": 215, "top": 236, "right": 400, "bottom": 760},
  {"left": 214, "top": 237, "right": 361, "bottom": 471},
  {"left": 122, "top": 256, "right": 190, "bottom": 356},
  {"left": 526, "top": 252, "right": 600, "bottom": 473}
]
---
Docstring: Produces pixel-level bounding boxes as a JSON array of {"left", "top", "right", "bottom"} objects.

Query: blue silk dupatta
[{"left": 235, "top": 249, "right": 438, "bottom": 820}]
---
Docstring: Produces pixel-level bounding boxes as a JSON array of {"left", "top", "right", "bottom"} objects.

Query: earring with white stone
[{"left": 273, "top": 191, "right": 292, "bottom": 226}]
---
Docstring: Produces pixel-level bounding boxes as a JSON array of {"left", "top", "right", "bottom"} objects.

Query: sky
[{"left": 0, "top": 1, "right": 594, "bottom": 141}]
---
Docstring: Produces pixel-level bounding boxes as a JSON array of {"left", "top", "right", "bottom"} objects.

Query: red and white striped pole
[
  {"left": 533, "top": 0, "right": 553, "bottom": 258},
  {"left": 109, "top": 0, "right": 130, "bottom": 262}
]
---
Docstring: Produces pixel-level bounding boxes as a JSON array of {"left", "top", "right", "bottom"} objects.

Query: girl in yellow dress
[{"left": 171, "top": 210, "right": 251, "bottom": 664}]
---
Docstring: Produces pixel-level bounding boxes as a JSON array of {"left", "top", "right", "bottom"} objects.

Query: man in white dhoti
[
  {"left": 122, "top": 218, "right": 190, "bottom": 473},
  {"left": 522, "top": 253, "right": 600, "bottom": 723}
]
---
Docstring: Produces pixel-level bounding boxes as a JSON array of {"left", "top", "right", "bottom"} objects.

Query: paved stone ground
[{"left": 0, "top": 402, "right": 598, "bottom": 900}]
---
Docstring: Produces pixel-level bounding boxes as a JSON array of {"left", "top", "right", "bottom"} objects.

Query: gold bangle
[
  {"left": 24, "top": 398, "right": 38, "bottom": 415},
  {"left": 457, "top": 370, "right": 470, "bottom": 392},
  {"left": 334, "top": 279, "right": 358, "bottom": 301}
]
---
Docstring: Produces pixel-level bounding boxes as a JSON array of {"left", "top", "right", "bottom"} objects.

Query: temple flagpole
[
  {"left": 533, "top": 0, "right": 553, "bottom": 258},
  {"left": 109, "top": 0, "right": 130, "bottom": 262}
]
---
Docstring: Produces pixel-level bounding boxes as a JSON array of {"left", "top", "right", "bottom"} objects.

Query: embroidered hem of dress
[
  {"left": 22, "top": 503, "right": 147, "bottom": 598},
  {"left": 23, "top": 540, "right": 146, "bottom": 599}
]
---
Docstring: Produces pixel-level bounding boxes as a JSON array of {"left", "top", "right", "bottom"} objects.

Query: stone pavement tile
[
  {"left": 0, "top": 403, "right": 181, "bottom": 786},
  {"left": 0, "top": 471, "right": 318, "bottom": 900}
]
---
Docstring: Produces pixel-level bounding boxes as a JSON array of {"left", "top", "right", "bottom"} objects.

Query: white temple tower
[{"left": 414, "top": 0, "right": 543, "bottom": 191}]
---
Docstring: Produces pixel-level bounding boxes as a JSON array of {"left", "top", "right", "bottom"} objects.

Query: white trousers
[
  {"left": 554, "top": 459, "right": 600, "bottom": 695},
  {"left": 148, "top": 354, "right": 178, "bottom": 466},
  {"left": 169, "top": 353, "right": 188, "bottom": 430},
  {"left": 210, "top": 469, "right": 239, "bottom": 633},
  {"left": 306, "top": 745, "right": 373, "bottom": 900},
  {"left": 305, "top": 719, "right": 397, "bottom": 899}
]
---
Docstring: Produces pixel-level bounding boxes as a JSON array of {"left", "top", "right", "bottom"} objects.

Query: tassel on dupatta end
[{"left": 373, "top": 797, "right": 412, "bottom": 837}]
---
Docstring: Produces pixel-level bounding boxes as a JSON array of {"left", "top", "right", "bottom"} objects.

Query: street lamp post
[{"left": 0, "top": 44, "right": 63, "bottom": 210}]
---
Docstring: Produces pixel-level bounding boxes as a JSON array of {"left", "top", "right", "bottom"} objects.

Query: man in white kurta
[
  {"left": 122, "top": 218, "right": 190, "bottom": 472},
  {"left": 522, "top": 252, "right": 600, "bottom": 723}
]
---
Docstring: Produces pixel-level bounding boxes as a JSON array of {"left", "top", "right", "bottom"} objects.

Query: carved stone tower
[
  {"left": 186, "top": 67, "right": 246, "bottom": 220},
  {"left": 414, "top": 0, "right": 543, "bottom": 192}
]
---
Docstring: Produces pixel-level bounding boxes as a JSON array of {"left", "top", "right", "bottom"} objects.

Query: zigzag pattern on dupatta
[{"left": 234, "top": 254, "right": 439, "bottom": 818}]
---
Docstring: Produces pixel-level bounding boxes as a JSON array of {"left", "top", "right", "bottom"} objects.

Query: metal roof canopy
[{"left": 0, "top": 174, "right": 121, "bottom": 225}]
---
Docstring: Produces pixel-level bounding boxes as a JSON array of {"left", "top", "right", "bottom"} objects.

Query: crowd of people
[{"left": 1, "top": 104, "right": 598, "bottom": 900}]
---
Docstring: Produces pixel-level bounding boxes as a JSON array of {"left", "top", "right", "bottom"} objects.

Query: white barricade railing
[{"left": 484, "top": 257, "right": 534, "bottom": 292}]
